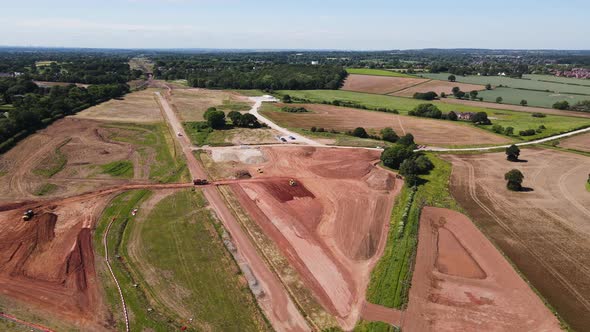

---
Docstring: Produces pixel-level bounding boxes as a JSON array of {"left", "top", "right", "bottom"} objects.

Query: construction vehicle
[
  {"left": 22, "top": 209, "right": 34, "bottom": 221},
  {"left": 193, "top": 179, "right": 209, "bottom": 185},
  {"left": 257, "top": 168, "right": 263, "bottom": 174},
  {"left": 289, "top": 179, "right": 297, "bottom": 187}
]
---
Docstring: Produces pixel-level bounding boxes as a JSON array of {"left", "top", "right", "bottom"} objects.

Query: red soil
[
  {"left": 228, "top": 146, "right": 402, "bottom": 329},
  {"left": 402, "top": 207, "right": 561, "bottom": 331}
]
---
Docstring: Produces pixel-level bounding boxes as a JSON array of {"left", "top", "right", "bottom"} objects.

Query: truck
[
  {"left": 22, "top": 209, "right": 34, "bottom": 221},
  {"left": 193, "top": 179, "right": 209, "bottom": 185}
]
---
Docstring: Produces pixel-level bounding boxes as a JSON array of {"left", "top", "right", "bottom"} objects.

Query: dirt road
[{"left": 155, "top": 90, "right": 311, "bottom": 332}]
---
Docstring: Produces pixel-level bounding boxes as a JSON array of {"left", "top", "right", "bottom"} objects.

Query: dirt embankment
[
  {"left": 0, "top": 196, "right": 112, "bottom": 331},
  {"left": 219, "top": 146, "right": 402, "bottom": 329},
  {"left": 402, "top": 207, "right": 561, "bottom": 331}
]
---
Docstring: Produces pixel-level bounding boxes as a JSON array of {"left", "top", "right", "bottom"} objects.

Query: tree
[
  {"left": 411, "top": 103, "right": 442, "bottom": 119},
  {"left": 520, "top": 99, "right": 528, "bottom": 107},
  {"left": 380, "top": 127, "right": 399, "bottom": 143},
  {"left": 485, "top": 83, "right": 492, "bottom": 90},
  {"left": 381, "top": 144, "right": 414, "bottom": 169},
  {"left": 351, "top": 127, "right": 369, "bottom": 138},
  {"left": 397, "top": 133, "right": 415, "bottom": 146},
  {"left": 440, "top": 92, "right": 447, "bottom": 98},
  {"left": 492, "top": 124, "right": 504, "bottom": 133},
  {"left": 310, "top": 126, "right": 317, "bottom": 132},
  {"left": 447, "top": 111, "right": 458, "bottom": 121},
  {"left": 552, "top": 100, "right": 570, "bottom": 110},
  {"left": 228, "top": 110, "right": 242, "bottom": 124},
  {"left": 413, "top": 91, "right": 438, "bottom": 100},
  {"left": 471, "top": 112, "right": 491, "bottom": 125},
  {"left": 505, "top": 144, "right": 520, "bottom": 161},
  {"left": 452, "top": 86, "right": 460, "bottom": 95},
  {"left": 205, "top": 110, "right": 226, "bottom": 129},
  {"left": 281, "top": 94, "right": 292, "bottom": 103},
  {"left": 505, "top": 126, "right": 514, "bottom": 136},
  {"left": 469, "top": 90, "right": 479, "bottom": 100},
  {"left": 505, "top": 169, "right": 524, "bottom": 191},
  {"left": 448, "top": 75, "right": 456, "bottom": 82},
  {"left": 414, "top": 155, "right": 434, "bottom": 173},
  {"left": 455, "top": 91, "right": 466, "bottom": 99},
  {"left": 496, "top": 96, "right": 503, "bottom": 104}
]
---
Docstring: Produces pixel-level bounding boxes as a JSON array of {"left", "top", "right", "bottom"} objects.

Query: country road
[{"left": 155, "top": 90, "right": 311, "bottom": 332}]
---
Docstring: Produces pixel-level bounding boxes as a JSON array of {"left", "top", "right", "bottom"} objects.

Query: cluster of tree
[
  {"left": 0, "top": 78, "right": 129, "bottom": 152},
  {"left": 159, "top": 62, "right": 349, "bottom": 90},
  {"left": 519, "top": 125, "right": 545, "bottom": 136},
  {"left": 444, "top": 86, "right": 483, "bottom": 101},
  {"left": 409, "top": 103, "right": 491, "bottom": 125},
  {"left": 412, "top": 91, "right": 438, "bottom": 100},
  {"left": 491, "top": 124, "right": 515, "bottom": 136},
  {"left": 288, "top": 95, "right": 399, "bottom": 114},
  {"left": 505, "top": 144, "right": 521, "bottom": 161},
  {"left": 281, "top": 106, "right": 308, "bottom": 113},
  {"left": 552, "top": 100, "right": 590, "bottom": 113},
  {"left": 531, "top": 112, "right": 546, "bottom": 118},
  {"left": 505, "top": 169, "right": 525, "bottom": 191},
  {"left": 227, "top": 111, "right": 261, "bottom": 128},
  {"left": 380, "top": 133, "right": 433, "bottom": 185},
  {"left": 203, "top": 107, "right": 226, "bottom": 129}
]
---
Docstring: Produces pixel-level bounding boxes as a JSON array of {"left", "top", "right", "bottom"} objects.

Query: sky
[{"left": 1, "top": 0, "right": 589, "bottom": 50}]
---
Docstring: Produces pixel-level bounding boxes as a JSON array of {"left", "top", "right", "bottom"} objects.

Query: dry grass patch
[
  {"left": 169, "top": 89, "right": 253, "bottom": 121},
  {"left": 75, "top": 88, "right": 163, "bottom": 123}
]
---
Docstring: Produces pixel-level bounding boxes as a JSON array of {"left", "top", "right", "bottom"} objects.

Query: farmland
[
  {"left": 342, "top": 74, "right": 427, "bottom": 94},
  {"left": 169, "top": 86, "right": 254, "bottom": 121},
  {"left": 346, "top": 68, "right": 415, "bottom": 78},
  {"left": 420, "top": 73, "right": 590, "bottom": 108},
  {"left": 260, "top": 103, "right": 510, "bottom": 147},
  {"left": 559, "top": 132, "right": 590, "bottom": 152},
  {"left": 444, "top": 148, "right": 590, "bottom": 331},
  {"left": 279, "top": 89, "right": 590, "bottom": 140}
]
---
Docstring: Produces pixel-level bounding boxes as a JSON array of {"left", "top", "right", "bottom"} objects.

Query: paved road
[
  {"left": 155, "top": 90, "right": 310, "bottom": 332},
  {"left": 248, "top": 96, "right": 325, "bottom": 146}
]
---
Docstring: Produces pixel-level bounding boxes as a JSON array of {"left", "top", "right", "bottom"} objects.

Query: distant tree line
[
  {"left": 0, "top": 78, "right": 129, "bottom": 152},
  {"left": 552, "top": 100, "right": 590, "bottom": 113}
]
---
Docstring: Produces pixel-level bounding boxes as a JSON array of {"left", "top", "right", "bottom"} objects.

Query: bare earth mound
[
  {"left": 444, "top": 149, "right": 590, "bottom": 331},
  {"left": 391, "top": 80, "right": 485, "bottom": 97},
  {"left": 222, "top": 146, "right": 402, "bottom": 329},
  {"left": 342, "top": 74, "right": 428, "bottom": 94},
  {"left": 263, "top": 103, "right": 510, "bottom": 146},
  {"left": 403, "top": 207, "right": 560, "bottom": 331},
  {"left": 75, "top": 88, "right": 163, "bottom": 123},
  {"left": 559, "top": 132, "right": 590, "bottom": 152},
  {"left": 0, "top": 196, "right": 112, "bottom": 331}
]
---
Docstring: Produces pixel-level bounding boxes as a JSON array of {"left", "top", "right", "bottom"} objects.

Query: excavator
[
  {"left": 289, "top": 179, "right": 297, "bottom": 187},
  {"left": 22, "top": 209, "right": 34, "bottom": 221}
]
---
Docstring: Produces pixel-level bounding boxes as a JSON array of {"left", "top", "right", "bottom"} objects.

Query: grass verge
[{"left": 367, "top": 155, "right": 459, "bottom": 309}]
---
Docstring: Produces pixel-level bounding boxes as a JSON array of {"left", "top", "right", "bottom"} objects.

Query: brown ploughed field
[
  {"left": 391, "top": 80, "right": 485, "bottom": 97},
  {"left": 444, "top": 149, "right": 590, "bottom": 331},
  {"left": 263, "top": 103, "right": 510, "bottom": 146},
  {"left": 403, "top": 207, "right": 560, "bottom": 331},
  {"left": 220, "top": 146, "right": 402, "bottom": 329},
  {"left": 342, "top": 74, "right": 428, "bottom": 94},
  {"left": 559, "top": 132, "right": 590, "bottom": 152},
  {"left": 0, "top": 195, "right": 112, "bottom": 331},
  {"left": 0, "top": 118, "right": 152, "bottom": 201}
]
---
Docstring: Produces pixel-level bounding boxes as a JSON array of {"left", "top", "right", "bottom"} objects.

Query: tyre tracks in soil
[{"left": 455, "top": 156, "right": 590, "bottom": 312}]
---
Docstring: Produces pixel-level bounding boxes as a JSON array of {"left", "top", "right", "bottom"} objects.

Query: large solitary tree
[
  {"left": 505, "top": 169, "right": 524, "bottom": 191},
  {"left": 506, "top": 144, "right": 521, "bottom": 161},
  {"left": 448, "top": 75, "right": 456, "bottom": 82}
]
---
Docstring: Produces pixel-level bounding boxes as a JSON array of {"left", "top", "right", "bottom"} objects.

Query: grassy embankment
[
  {"left": 103, "top": 123, "right": 188, "bottom": 182},
  {"left": 32, "top": 138, "right": 71, "bottom": 177},
  {"left": 101, "top": 160, "right": 134, "bottom": 178},
  {"left": 34, "top": 183, "right": 58, "bottom": 196},
  {"left": 346, "top": 68, "right": 416, "bottom": 78},
  {"left": 367, "top": 155, "right": 460, "bottom": 309},
  {"left": 96, "top": 189, "right": 269, "bottom": 331},
  {"left": 278, "top": 90, "right": 590, "bottom": 140}
]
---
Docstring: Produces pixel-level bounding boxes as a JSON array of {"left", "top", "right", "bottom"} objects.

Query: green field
[
  {"left": 0, "top": 104, "right": 14, "bottom": 111},
  {"left": 418, "top": 73, "right": 590, "bottom": 108},
  {"left": 34, "top": 183, "right": 58, "bottom": 196},
  {"left": 367, "top": 155, "right": 460, "bottom": 309},
  {"left": 346, "top": 68, "right": 415, "bottom": 78},
  {"left": 95, "top": 189, "right": 269, "bottom": 331},
  {"left": 279, "top": 90, "right": 590, "bottom": 140}
]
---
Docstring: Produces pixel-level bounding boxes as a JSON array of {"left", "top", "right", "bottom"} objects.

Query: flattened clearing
[
  {"left": 169, "top": 88, "right": 253, "bottom": 121},
  {"left": 75, "top": 88, "right": 163, "bottom": 123},
  {"left": 260, "top": 103, "right": 510, "bottom": 146},
  {"left": 342, "top": 74, "right": 427, "bottom": 94}
]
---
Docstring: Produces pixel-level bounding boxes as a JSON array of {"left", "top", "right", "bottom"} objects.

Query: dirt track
[
  {"left": 402, "top": 207, "right": 560, "bottom": 331},
  {"left": 223, "top": 146, "right": 402, "bottom": 329},
  {"left": 444, "top": 149, "right": 590, "bottom": 330}
]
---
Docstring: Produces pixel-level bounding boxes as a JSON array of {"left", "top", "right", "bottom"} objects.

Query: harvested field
[
  {"left": 168, "top": 88, "right": 253, "bottom": 121},
  {"left": 75, "top": 88, "right": 163, "bottom": 123},
  {"left": 559, "top": 132, "right": 590, "bottom": 152},
  {"left": 0, "top": 118, "right": 164, "bottom": 200},
  {"left": 261, "top": 103, "right": 510, "bottom": 146},
  {"left": 444, "top": 149, "right": 590, "bottom": 331},
  {"left": 391, "top": 80, "right": 484, "bottom": 97},
  {"left": 0, "top": 195, "right": 113, "bottom": 331},
  {"left": 218, "top": 146, "right": 402, "bottom": 329},
  {"left": 402, "top": 207, "right": 560, "bottom": 331},
  {"left": 342, "top": 74, "right": 427, "bottom": 94}
]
